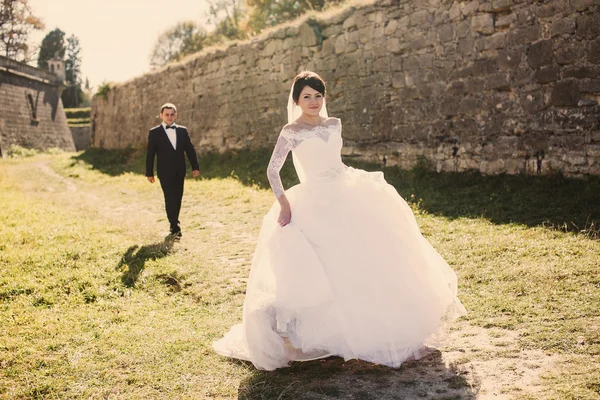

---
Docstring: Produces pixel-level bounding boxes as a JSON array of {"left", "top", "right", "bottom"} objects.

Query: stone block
[
  {"left": 457, "top": 36, "right": 476, "bottom": 56},
  {"left": 369, "top": 11, "right": 385, "bottom": 24},
  {"left": 322, "top": 25, "right": 343, "bottom": 37},
  {"left": 563, "top": 66, "right": 600, "bottom": 80},
  {"left": 439, "top": 98, "right": 459, "bottom": 116},
  {"left": 576, "top": 15, "right": 600, "bottom": 39},
  {"left": 498, "top": 50, "right": 521, "bottom": 70},
  {"left": 555, "top": 41, "right": 581, "bottom": 65},
  {"left": 392, "top": 72, "right": 405, "bottom": 88},
  {"left": 477, "top": 32, "right": 507, "bottom": 50},
  {"left": 587, "top": 145, "right": 600, "bottom": 157},
  {"left": 373, "top": 57, "right": 391, "bottom": 72},
  {"left": 358, "top": 26, "right": 373, "bottom": 43},
  {"left": 533, "top": 66, "right": 560, "bottom": 84},
  {"left": 347, "top": 30, "right": 360, "bottom": 44},
  {"left": 449, "top": 3, "right": 461, "bottom": 20},
  {"left": 466, "top": 78, "right": 485, "bottom": 93},
  {"left": 456, "top": 21, "right": 470, "bottom": 38},
  {"left": 282, "top": 37, "right": 296, "bottom": 51},
  {"left": 262, "top": 40, "right": 282, "bottom": 57},
  {"left": 461, "top": 1, "right": 480, "bottom": 16},
  {"left": 391, "top": 55, "right": 404, "bottom": 71},
  {"left": 492, "top": 0, "right": 511, "bottom": 12},
  {"left": 386, "top": 38, "right": 402, "bottom": 53},
  {"left": 298, "top": 23, "right": 319, "bottom": 47},
  {"left": 472, "top": 13, "right": 495, "bottom": 35},
  {"left": 396, "top": 16, "right": 410, "bottom": 31},
  {"left": 384, "top": 19, "right": 398, "bottom": 35},
  {"left": 581, "top": 79, "right": 600, "bottom": 93},
  {"left": 507, "top": 25, "right": 540, "bottom": 47},
  {"left": 438, "top": 24, "right": 455, "bottom": 42},
  {"left": 434, "top": 10, "right": 449, "bottom": 26},
  {"left": 590, "top": 39, "right": 600, "bottom": 64},
  {"left": 485, "top": 72, "right": 510, "bottom": 90},
  {"left": 573, "top": 0, "right": 595, "bottom": 11},
  {"left": 343, "top": 15, "right": 357, "bottom": 30},
  {"left": 550, "top": 80, "right": 581, "bottom": 107},
  {"left": 474, "top": 57, "right": 499, "bottom": 75},
  {"left": 410, "top": 10, "right": 431, "bottom": 26},
  {"left": 459, "top": 97, "right": 482, "bottom": 114},
  {"left": 479, "top": 1, "right": 492, "bottom": 12},
  {"left": 335, "top": 34, "right": 347, "bottom": 54},
  {"left": 551, "top": 16, "right": 576, "bottom": 37},
  {"left": 520, "top": 92, "right": 547, "bottom": 113},
  {"left": 527, "top": 40, "right": 554, "bottom": 69},
  {"left": 496, "top": 13, "right": 516, "bottom": 28},
  {"left": 321, "top": 37, "right": 336, "bottom": 56}
]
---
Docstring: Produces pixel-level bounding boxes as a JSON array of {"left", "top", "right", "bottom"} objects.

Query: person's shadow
[
  {"left": 237, "top": 351, "right": 478, "bottom": 399},
  {"left": 116, "top": 236, "right": 176, "bottom": 287}
]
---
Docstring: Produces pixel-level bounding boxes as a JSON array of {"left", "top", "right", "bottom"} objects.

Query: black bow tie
[{"left": 165, "top": 125, "right": 176, "bottom": 129}]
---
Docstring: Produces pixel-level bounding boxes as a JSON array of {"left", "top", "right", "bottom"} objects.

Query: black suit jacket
[{"left": 145, "top": 124, "right": 200, "bottom": 180}]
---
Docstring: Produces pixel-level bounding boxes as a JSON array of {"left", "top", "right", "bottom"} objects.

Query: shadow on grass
[
  {"left": 73, "top": 147, "right": 146, "bottom": 176},
  {"left": 116, "top": 236, "right": 175, "bottom": 287},
  {"left": 237, "top": 352, "right": 478, "bottom": 400},
  {"left": 73, "top": 148, "right": 600, "bottom": 238}
]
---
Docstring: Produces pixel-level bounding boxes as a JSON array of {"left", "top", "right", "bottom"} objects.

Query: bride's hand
[{"left": 277, "top": 205, "right": 291, "bottom": 227}]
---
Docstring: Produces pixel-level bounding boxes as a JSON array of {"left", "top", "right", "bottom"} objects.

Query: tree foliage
[
  {"left": 149, "top": 0, "right": 347, "bottom": 68},
  {"left": 246, "top": 0, "right": 344, "bottom": 34},
  {"left": 0, "top": 0, "right": 44, "bottom": 62},
  {"left": 207, "top": 0, "right": 247, "bottom": 41},
  {"left": 149, "top": 21, "right": 210, "bottom": 68},
  {"left": 61, "top": 34, "right": 83, "bottom": 108},
  {"left": 37, "top": 28, "right": 65, "bottom": 69}
]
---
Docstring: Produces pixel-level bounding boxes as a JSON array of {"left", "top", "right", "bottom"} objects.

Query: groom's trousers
[{"left": 159, "top": 176, "right": 185, "bottom": 233}]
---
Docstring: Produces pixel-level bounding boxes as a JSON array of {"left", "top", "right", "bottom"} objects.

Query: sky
[{"left": 29, "top": 0, "right": 211, "bottom": 91}]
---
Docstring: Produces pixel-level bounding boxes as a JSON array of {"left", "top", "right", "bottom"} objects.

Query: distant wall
[
  {"left": 92, "top": 0, "right": 600, "bottom": 176},
  {"left": 71, "top": 126, "right": 90, "bottom": 151},
  {"left": 0, "top": 57, "right": 75, "bottom": 154}
]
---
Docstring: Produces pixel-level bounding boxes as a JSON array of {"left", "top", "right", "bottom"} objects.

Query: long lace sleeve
[{"left": 267, "top": 130, "right": 295, "bottom": 199}]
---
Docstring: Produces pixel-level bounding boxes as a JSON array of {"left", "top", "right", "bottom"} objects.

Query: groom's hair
[
  {"left": 160, "top": 103, "right": 177, "bottom": 114},
  {"left": 292, "top": 71, "right": 326, "bottom": 103}
]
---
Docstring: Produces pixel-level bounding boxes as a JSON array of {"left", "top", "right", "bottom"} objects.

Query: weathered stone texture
[
  {"left": 0, "top": 62, "right": 74, "bottom": 155},
  {"left": 71, "top": 126, "right": 90, "bottom": 151},
  {"left": 92, "top": 0, "right": 600, "bottom": 176}
]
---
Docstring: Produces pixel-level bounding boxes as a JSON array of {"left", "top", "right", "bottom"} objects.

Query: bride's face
[{"left": 297, "top": 86, "right": 324, "bottom": 117}]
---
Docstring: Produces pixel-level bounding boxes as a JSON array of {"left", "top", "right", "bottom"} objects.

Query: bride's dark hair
[{"left": 292, "top": 71, "right": 326, "bottom": 104}]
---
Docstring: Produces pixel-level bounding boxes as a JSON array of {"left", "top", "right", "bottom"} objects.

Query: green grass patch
[
  {"left": 64, "top": 107, "right": 91, "bottom": 119},
  {"left": 1, "top": 149, "right": 599, "bottom": 399},
  {"left": 67, "top": 118, "right": 91, "bottom": 127}
]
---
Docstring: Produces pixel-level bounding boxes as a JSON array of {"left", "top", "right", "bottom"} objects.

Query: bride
[{"left": 213, "top": 71, "right": 467, "bottom": 371}]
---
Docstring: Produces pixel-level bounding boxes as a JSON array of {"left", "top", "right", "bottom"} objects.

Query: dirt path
[{"left": 7, "top": 157, "right": 564, "bottom": 399}]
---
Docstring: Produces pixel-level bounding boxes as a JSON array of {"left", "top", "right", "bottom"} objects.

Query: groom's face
[{"left": 160, "top": 108, "right": 177, "bottom": 125}]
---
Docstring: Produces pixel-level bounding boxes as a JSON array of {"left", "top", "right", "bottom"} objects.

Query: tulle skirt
[{"left": 213, "top": 166, "right": 466, "bottom": 370}]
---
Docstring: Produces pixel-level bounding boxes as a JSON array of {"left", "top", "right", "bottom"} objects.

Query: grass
[
  {"left": 1, "top": 148, "right": 599, "bottom": 399},
  {"left": 65, "top": 107, "right": 91, "bottom": 127}
]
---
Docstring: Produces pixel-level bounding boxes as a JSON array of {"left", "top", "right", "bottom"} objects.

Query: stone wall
[
  {"left": 71, "top": 126, "right": 90, "bottom": 151},
  {"left": 0, "top": 57, "right": 75, "bottom": 155},
  {"left": 91, "top": 0, "right": 600, "bottom": 176}
]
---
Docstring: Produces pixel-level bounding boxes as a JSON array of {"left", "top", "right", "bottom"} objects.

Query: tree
[
  {"left": 61, "top": 34, "right": 83, "bottom": 108},
  {"left": 37, "top": 28, "right": 65, "bottom": 69},
  {"left": 149, "top": 21, "right": 210, "bottom": 68},
  {"left": 207, "top": 0, "right": 247, "bottom": 41},
  {"left": 246, "top": 0, "right": 344, "bottom": 34},
  {"left": 0, "top": 0, "right": 44, "bottom": 62}
]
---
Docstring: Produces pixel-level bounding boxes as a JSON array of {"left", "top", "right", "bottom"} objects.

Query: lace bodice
[{"left": 267, "top": 118, "right": 346, "bottom": 198}]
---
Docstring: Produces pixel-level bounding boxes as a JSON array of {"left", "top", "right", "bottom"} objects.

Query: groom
[{"left": 146, "top": 103, "right": 200, "bottom": 238}]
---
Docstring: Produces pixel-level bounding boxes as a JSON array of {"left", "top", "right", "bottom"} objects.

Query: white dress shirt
[{"left": 162, "top": 122, "right": 177, "bottom": 150}]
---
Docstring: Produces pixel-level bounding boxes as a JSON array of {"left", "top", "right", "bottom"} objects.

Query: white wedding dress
[{"left": 213, "top": 118, "right": 467, "bottom": 371}]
